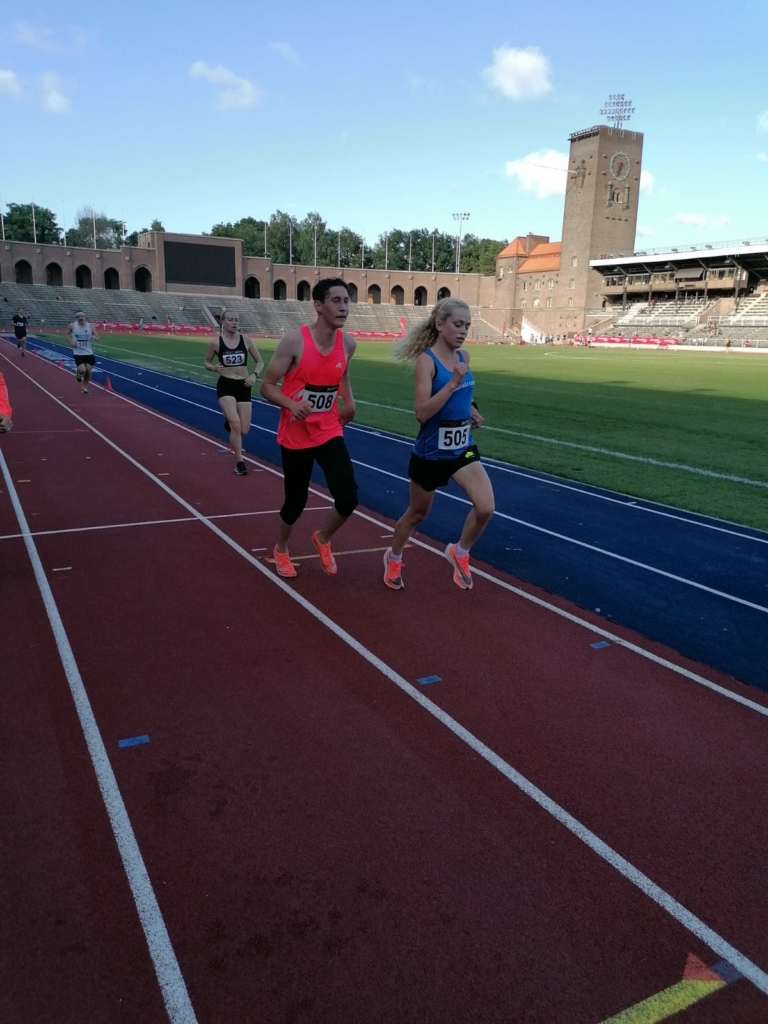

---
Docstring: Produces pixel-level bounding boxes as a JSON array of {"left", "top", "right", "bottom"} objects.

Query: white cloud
[
  {"left": 10, "top": 22, "right": 87, "bottom": 53},
  {"left": 0, "top": 67, "right": 21, "bottom": 96},
  {"left": 671, "top": 212, "right": 731, "bottom": 231},
  {"left": 189, "top": 61, "right": 263, "bottom": 110},
  {"left": 41, "top": 73, "right": 70, "bottom": 114},
  {"left": 482, "top": 45, "right": 552, "bottom": 101},
  {"left": 504, "top": 148, "right": 568, "bottom": 198},
  {"left": 640, "top": 169, "right": 654, "bottom": 195},
  {"left": 758, "top": 152, "right": 768, "bottom": 164},
  {"left": 636, "top": 223, "right": 656, "bottom": 237},
  {"left": 269, "top": 42, "right": 301, "bottom": 67},
  {"left": 757, "top": 110, "right": 768, "bottom": 132}
]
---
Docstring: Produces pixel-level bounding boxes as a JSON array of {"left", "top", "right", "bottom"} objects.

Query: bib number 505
[{"left": 438, "top": 423, "right": 469, "bottom": 450}]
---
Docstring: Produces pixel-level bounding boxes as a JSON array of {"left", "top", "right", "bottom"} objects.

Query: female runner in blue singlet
[
  {"left": 383, "top": 298, "right": 494, "bottom": 591},
  {"left": 203, "top": 310, "right": 264, "bottom": 476}
]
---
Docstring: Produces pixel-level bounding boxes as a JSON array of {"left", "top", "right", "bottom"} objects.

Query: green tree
[
  {"left": 4, "top": 202, "right": 61, "bottom": 244},
  {"left": 211, "top": 216, "right": 267, "bottom": 257},
  {"left": 67, "top": 207, "right": 124, "bottom": 249},
  {"left": 459, "top": 234, "right": 508, "bottom": 275},
  {"left": 150, "top": 218, "right": 165, "bottom": 232}
]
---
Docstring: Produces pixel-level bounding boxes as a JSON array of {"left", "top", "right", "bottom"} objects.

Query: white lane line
[
  {"left": 51, "top": 566, "right": 72, "bottom": 572},
  {"left": 0, "top": 507, "right": 332, "bottom": 541},
  {"left": 29, "top": 362, "right": 766, "bottom": 719},
  {"left": 350, "top": 458, "right": 768, "bottom": 617},
  {"left": 0, "top": 449, "right": 197, "bottom": 1024},
  {"left": 9, "top": 373, "right": 768, "bottom": 996}
]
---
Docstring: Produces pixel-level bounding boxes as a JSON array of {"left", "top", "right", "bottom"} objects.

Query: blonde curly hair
[{"left": 393, "top": 298, "right": 471, "bottom": 362}]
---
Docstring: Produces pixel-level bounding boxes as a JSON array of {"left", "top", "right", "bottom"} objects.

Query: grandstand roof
[
  {"left": 590, "top": 239, "right": 768, "bottom": 281},
  {"left": 518, "top": 242, "right": 561, "bottom": 274}
]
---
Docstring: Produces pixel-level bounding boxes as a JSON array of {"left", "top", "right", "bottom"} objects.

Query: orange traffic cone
[{"left": 105, "top": 377, "right": 113, "bottom": 391}]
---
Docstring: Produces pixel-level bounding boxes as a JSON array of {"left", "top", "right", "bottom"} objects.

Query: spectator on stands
[{"left": 725, "top": 336, "right": 731, "bottom": 352}]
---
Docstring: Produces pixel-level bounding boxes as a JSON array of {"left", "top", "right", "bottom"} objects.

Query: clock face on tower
[{"left": 610, "top": 151, "right": 631, "bottom": 181}]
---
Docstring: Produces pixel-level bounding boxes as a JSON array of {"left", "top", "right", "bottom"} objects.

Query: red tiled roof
[{"left": 518, "top": 242, "right": 562, "bottom": 274}]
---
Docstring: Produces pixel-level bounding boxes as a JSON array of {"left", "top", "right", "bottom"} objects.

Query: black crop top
[{"left": 217, "top": 333, "right": 248, "bottom": 368}]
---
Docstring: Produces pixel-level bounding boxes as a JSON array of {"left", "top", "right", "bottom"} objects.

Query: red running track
[{"left": 2, "top": 351, "right": 768, "bottom": 1024}]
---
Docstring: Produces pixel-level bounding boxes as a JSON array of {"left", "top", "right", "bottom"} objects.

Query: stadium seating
[{"left": 0, "top": 283, "right": 504, "bottom": 341}]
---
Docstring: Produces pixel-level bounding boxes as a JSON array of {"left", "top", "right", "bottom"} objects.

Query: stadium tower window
[
  {"left": 547, "top": 278, "right": 554, "bottom": 291},
  {"left": 273, "top": 279, "right": 287, "bottom": 300},
  {"left": 46, "top": 262, "right": 63, "bottom": 287},
  {"left": 367, "top": 283, "right": 381, "bottom": 304},
  {"left": 568, "top": 298, "right": 574, "bottom": 308},
  {"left": 521, "top": 300, "right": 526, "bottom": 309},
  {"left": 297, "top": 280, "right": 311, "bottom": 301},
  {"left": 390, "top": 285, "right": 404, "bottom": 305},
  {"left": 546, "top": 298, "right": 552, "bottom": 308},
  {"left": 437, "top": 286, "right": 451, "bottom": 300},
  {"left": 533, "top": 298, "right": 540, "bottom": 309},
  {"left": 75, "top": 264, "right": 93, "bottom": 289},
  {"left": 569, "top": 278, "right": 576, "bottom": 290},
  {"left": 414, "top": 285, "right": 427, "bottom": 305},
  {"left": 534, "top": 280, "right": 541, "bottom": 291},
  {"left": 104, "top": 267, "right": 120, "bottom": 290},
  {"left": 571, "top": 256, "right": 577, "bottom": 267},
  {"left": 245, "top": 275, "right": 260, "bottom": 299},
  {"left": 15, "top": 259, "right": 33, "bottom": 285},
  {"left": 347, "top": 282, "right": 358, "bottom": 302},
  {"left": 134, "top": 266, "right": 151, "bottom": 292}
]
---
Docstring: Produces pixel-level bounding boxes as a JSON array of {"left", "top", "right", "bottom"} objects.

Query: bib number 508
[{"left": 304, "top": 390, "right": 337, "bottom": 412}]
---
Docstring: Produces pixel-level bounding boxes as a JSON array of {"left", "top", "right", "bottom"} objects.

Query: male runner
[
  {"left": 12, "top": 307, "right": 28, "bottom": 357},
  {"left": 65, "top": 312, "right": 100, "bottom": 394},
  {"left": 260, "top": 278, "right": 358, "bottom": 577}
]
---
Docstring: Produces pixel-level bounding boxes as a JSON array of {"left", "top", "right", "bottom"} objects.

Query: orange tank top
[{"left": 277, "top": 325, "right": 347, "bottom": 449}]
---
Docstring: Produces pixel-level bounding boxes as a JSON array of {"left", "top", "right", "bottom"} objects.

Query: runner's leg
[
  {"left": 451, "top": 461, "right": 495, "bottom": 549},
  {"left": 314, "top": 437, "right": 358, "bottom": 544},
  {"left": 277, "top": 446, "right": 315, "bottom": 552}
]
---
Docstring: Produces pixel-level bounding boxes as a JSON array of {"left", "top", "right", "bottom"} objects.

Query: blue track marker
[
  {"left": 118, "top": 735, "right": 150, "bottom": 748},
  {"left": 417, "top": 675, "right": 441, "bottom": 685},
  {"left": 590, "top": 641, "right": 611, "bottom": 650}
]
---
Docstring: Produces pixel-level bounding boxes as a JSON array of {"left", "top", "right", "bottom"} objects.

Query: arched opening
[
  {"left": 390, "top": 285, "right": 404, "bottom": 305},
  {"left": 134, "top": 266, "right": 152, "bottom": 292},
  {"left": 15, "top": 260, "right": 33, "bottom": 285},
  {"left": 414, "top": 286, "right": 428, "bottom": 306},
  {"left": 46, "top": 262, "right": 63, "bottom": 287},
  {"left": 75, "top": 264, "right": 92, "bottom": 289},
  {"left": 244, "top": 276, "right": 260, "bottom": 299},
  {"left": 346, "top": 282, "right": 358, "bottom": 303},
  {"left": 297, "top": 280, "right": 311, "bottom": 301},
  {"left": 437, "top": 286, "right": 451, "bottom": 300},
  {"left": 104, "top": 267, "right": 120, "bottom": 290},
  {"left": 367, "top": 283, "right": 381, "bottom": 305},
  {"left": 273, "top": 279, "right": 286, "bottom": 300}
]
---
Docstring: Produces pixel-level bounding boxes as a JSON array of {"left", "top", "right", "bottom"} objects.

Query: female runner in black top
[{"left": 203, "top": 310, "right": 264, "bottom": 475}]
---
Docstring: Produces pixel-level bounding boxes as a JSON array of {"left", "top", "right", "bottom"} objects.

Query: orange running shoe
[
  {"left": 273, "top": 547, "right": 297, "bottom": 578},
  {"left": 312, "top": 530, "right": 338, "bottom": 575},
  {"left": 383, "top": 548, "right": 404, "bottom": 590},
  {"left": 445, "top": 543, "right": 473, "bottom": 590}
]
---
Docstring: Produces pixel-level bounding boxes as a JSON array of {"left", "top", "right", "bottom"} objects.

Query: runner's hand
[
  {"left": 339, "top": 402, "right": 356, "bottom": 427},
  {"left": 0, "top": 415, "right": 12, "bottom": 433},
  {"left": 450, "top": 362, "right": 469, "bottom": 389},
  {"left": 292, "top": 399, "right": 313, "bottom": 421},
  {"left": 470, "top": 409, "right": 483, "bottom": 428},
  {"left": 245, "top": 373, "right": 257, "bottom": 386}
]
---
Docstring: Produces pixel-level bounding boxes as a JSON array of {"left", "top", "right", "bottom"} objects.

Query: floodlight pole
[
  {"left": 431, "top": 230, "right": 435, "bottom": 272},
  {"left": 452, "top": 212, "right": 470, "bottom": 274},
  {"left": 32, "top": 201, "right": 37, "bottom": 244},
  {"left": 599, "top": 93, "right": 635, "bottom": 129},
  {"left": 384, "top": 232, "right": 388, "bottom": 270},
  {"left": 313, "top": 224, "right": 317, "bottom": 267}
]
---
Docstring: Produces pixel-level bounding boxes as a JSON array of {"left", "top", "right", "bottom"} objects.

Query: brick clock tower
[{"left": 556, "top": 111, "right": 644, "bottom": 330}]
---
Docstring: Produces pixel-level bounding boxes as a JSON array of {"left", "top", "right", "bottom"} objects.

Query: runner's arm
[
  {"left": 91, "top": 325, "right": 100, "bottom": 342},
  {"left": 245, "top": 338, "right": 264, "bottom": 382},
  {"left": 338, "top": 334, "right": 356, "bottom": 425},
  {"left": 413, "top": 351, "right": 467, "bottom": 424},
  {"left": 64, "top": 323, "right": 74, "bottom": 346},
  {"left": 259, "top": 331, "right": 311, "bottom": 417},
  {"left": 203, "top": 339, "right": 220, "bottom": 374},
  {"left": 0, "top": 373, "right": 12, "bottom": 432}
]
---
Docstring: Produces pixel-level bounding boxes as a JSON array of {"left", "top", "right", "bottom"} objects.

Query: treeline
[
  {"left": 0, "top": 202, "right": 164, "bottom": 249},
  {"left": 1, "top": 202, "right": 507, "bottom": 276},
  {"left": 209, "top": 212, "right": 507, "bottom": 276}
]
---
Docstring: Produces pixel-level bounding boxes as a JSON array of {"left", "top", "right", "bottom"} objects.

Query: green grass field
[{"left": 49, "top": 332, "right": 768, "bottom": 531}]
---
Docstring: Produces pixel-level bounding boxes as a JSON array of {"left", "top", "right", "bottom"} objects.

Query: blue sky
[{"left": 2, "top": 0, "right": 767, "bottom": 251}]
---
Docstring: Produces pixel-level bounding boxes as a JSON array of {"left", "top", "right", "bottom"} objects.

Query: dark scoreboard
[{"left": 164, "top": 241, "right": 236, "bottom": 287}]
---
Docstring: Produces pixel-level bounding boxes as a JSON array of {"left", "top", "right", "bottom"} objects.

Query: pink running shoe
[
  {"left": 445, "top": 543, "right": 473, "bottom": 590},
  {"left": 312, "top": 531, "right": 337, "bottom": 575},
  {"left": 383, "top": 548, "right": 404, "bottom": 590}
]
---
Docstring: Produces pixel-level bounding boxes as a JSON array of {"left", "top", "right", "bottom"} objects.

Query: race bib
[
  {"left": 300, "top": 384, "right": 338, "bottom": 413},
  {"left": 438, "top": 419, "right": 470, "bottom": 450},
  {"left": 221, "top": 351, "right": 246, "bottom": 366}
]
